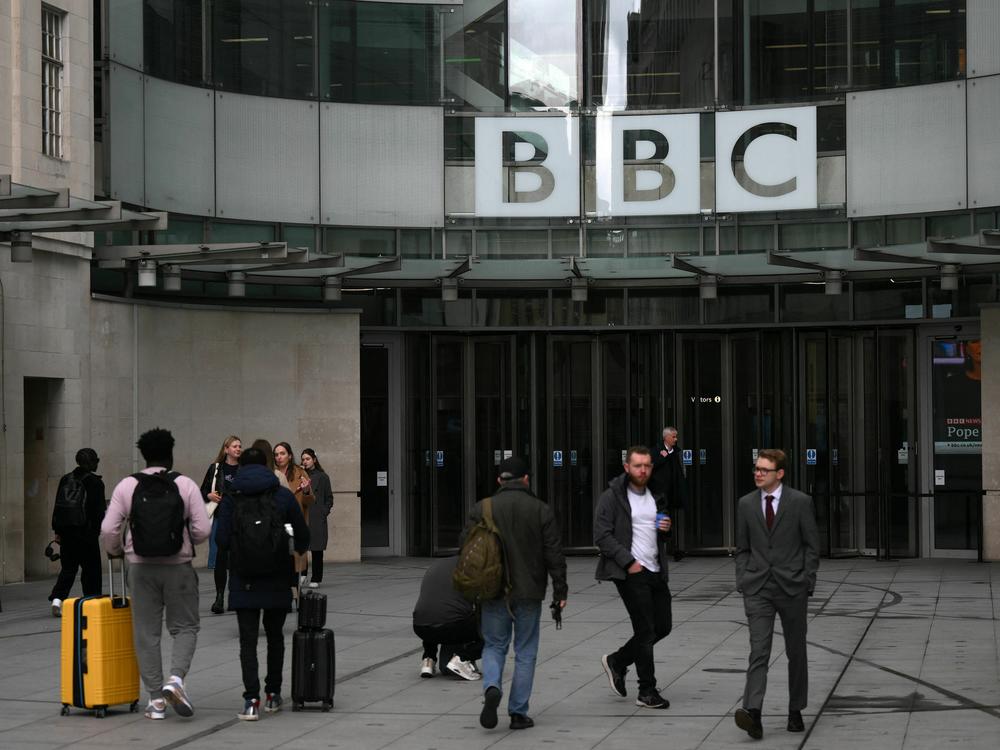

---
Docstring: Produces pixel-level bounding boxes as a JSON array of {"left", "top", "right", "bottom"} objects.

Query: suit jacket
[{"left": 734, "top": 485, "right": 819, "bottom": 597}]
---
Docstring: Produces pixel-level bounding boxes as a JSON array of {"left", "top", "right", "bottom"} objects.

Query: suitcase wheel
[
  {"left": 322, "top": 701, "right": 333, "bottom": 712},
  {"left": 130, "top": 701, "right": 139, "bottom": 713},
  {"left": 60, "top": 704, "right": 70, "bottom": 716},
  {"left": 292, "top": 702, "right": 303, "bottom": 712},
  {"left": 94, "top": 707, "right": 108, "bottom": 719}
]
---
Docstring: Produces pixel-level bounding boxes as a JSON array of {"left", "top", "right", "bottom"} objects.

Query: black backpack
[
  {"left": 52, "top": 472, "right": 88, "bottom": 529},
  {"left": 129, "top": 471, "right": 186, "bottom": 557},
  {"left": 229, "top": 490, "right": 287, "bottom": 579}
]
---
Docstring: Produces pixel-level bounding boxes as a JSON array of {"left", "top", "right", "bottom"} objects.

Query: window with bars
[{"left": 42, "top": 6, "right": 64, "bottom": 158}]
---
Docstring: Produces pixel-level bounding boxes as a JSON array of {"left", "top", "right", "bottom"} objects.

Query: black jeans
[
  {"left": 236, "top": 608, "right": 289, "bottom": 700},
  {"left": 310, "top": 551, "right": 324, "bottom": 583},
  {"left": 413, "top": 617, "right": 483, "bottom": 665},
  {"left": 611, "top": 569, "right": 672, "bottom": 693},
  {"left": 49, "top": 533, "right": 102, "bottom": 601}
]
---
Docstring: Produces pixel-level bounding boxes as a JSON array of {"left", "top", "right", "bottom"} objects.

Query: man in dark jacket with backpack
[
  {"left": 466, "top": 456, "right": 567, "bottom": 732},
  {"left": 48, "top": 448, "right": 106, "bottom": 617},
  {"left": 215, "top": 447, "right": 309, "bottom": 721}
]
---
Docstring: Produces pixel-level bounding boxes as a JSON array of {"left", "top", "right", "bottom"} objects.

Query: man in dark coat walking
[
  {"left": 216, "top": 447, "right": 309, "bottom": 721},
  {"left": 650, "top": 426, "right": 687, "bottom": 561}
]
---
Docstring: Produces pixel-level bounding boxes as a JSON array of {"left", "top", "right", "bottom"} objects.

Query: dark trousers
[
  {"left": 309, "top": 551, "right": 324, "bottom": 583},
  {"left": 236, "top": 608, "right": 289, "bottom": 700},
  {"left": 611, "top": 569, "right": 672, "bottom": 693},
  {"left": 214, "top": 545, "right": 228, "bottom": 596},
  {"left": 49, "top": 534, "right": 102, "bottom": 601},
  {"left": 414, "top": 617, "right": 483, "bottom": 664},
  {"left": 742, "top": 577, "right": 809, "bottom": 712}
]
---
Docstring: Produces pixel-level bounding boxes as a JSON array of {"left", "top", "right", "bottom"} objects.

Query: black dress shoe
[
  {"left": 787, "top": 710, "right": 805, "bottom": 732},
  {"left": 480, "top": 686, "right": 500, "bottom": 729},
  {"left": 509, "top": 713, "right": 534, "bottom": 730},
  {"left": 211, "top": 592, "right": 225, "bottom": 615},
  {"left": 735, "top": 707, "right": 763, "bottom": 740},
  {"left": 673, "top": 551, "right": 686, "bottom": 562}
]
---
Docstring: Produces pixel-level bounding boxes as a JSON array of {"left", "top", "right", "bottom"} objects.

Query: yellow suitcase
[{"left": 60, "top": 558, "right": 140, "bottom": 717}]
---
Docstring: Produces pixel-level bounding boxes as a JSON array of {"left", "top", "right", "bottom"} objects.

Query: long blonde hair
[{"left": 213, "top": 435, "right": 241, "bottom": 464}]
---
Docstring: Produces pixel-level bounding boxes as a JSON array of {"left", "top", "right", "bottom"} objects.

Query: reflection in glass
[
  {"left": 510, "top": 0, "right": 578, "bottom": 109},
  {"left": 144, "top": 0, "right": 203, "bottom": 85},
  {"left": 627, "top": 289, "right": 699, "bottom": 325},
  {"left": 320, "top": 1, "right": 439, "bottom": 104},
  {"left": 325, "top": 227, "right": 396, "bottom": 256},
  {"left": 704, "top": 285, "right": 774, "bottom": 324},
  {"left": 587, "top": 0, "right": 717, "bottom": 110},
  {"left": 628, "top": 227, "right": 699, "bottom": 256},
  {"left": 401, "top": 229, "right": 433, "bottom": 259},
  {"left": 213, "top": 0, "right": 315, "bottom": 98},
  {"left": 779, "top": 221, "right": 848, "bottom": 251},
  {"left": 443, "top": 1, "right": 506, "bottom": 111},
  {"left": 475, "top": 291, "right": 548, "bottom": 325},
  {"left": 477, "top": 230, "right": 549, "bottom": 259}
]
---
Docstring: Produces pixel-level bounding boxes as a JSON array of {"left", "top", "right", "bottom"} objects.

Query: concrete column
[{"left": 981, "top": 304, "right": 1000, "bottom": 561}]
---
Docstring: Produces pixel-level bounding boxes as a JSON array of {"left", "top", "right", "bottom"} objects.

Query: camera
[{"left": 44, "top": 540, "right": 60, "bottom": 562}]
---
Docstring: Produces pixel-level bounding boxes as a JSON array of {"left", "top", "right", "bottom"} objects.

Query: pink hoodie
[{"left": 101, "top": 467, "right": 211, "bottom": 564}]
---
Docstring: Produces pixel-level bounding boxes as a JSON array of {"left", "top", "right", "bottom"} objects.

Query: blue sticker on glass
[
  {"left": 806, "top": 448, "right": 817, "bottom": 466},
  {"left": 435, "top": 450, "right": 444, "bottom": 468},
  {"left": 553, "top": 450, "right": 563, "bottom": 467},
  {"left": 682, "top": 449, "right": 693, "bottom": 466}
]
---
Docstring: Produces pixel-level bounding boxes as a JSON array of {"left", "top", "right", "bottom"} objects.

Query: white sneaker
[
  {"left": 162, "top": 675, "right": 194, "bottom": 717},
  {"left": 51, "top": 598, "right": 62, "bottom": 618},
  {"left": 420, "top": 658, "right": 436, "bottom": 678},
  {"left": 446, "top": 655, "right": 481, "bottom": 681},
  {"left": 307, "top": 581, "right": 320, "bottom": 589},
  {"left": 145, "top": 698, "right": 167, "bottom": 720}
]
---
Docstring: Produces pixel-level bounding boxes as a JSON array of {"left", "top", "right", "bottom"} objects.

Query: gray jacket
[
  {"left": 734, "top": 485, "right": 819, "bottom": 597},
  {"left": 593, "top": 473, "right": 670, "bottom": 583}
]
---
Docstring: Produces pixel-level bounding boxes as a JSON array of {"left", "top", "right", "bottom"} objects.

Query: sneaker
[
  {"left": 307, "top": 581, "right": 320, "bottom": 589},
  {"left": 145, "top": 698, "right": 167, "bottom": 720},
  {"left": 162, "top": 675, "right": 194, "bottom": 717},
  {"left": 264, "top": 693, "right": 283, "bottom": 713},
  {"left": 237, "top": 698, "right": 260, "bottom": 721},
  {"left": 51, "top": 598, "right": 62, "bottom": 618},
  {"left": 446, "top": 655, "right": 481, "bottom": 681},
  {"left": 480, "top": 686, "right": 501, "bottom": 729},
  {"left": 635, "top": 689, "right": 670, "bottom": 709},
  {"left": 420, "top": 657, "right": 436, "bottom": 678},
  {"left": 601, "top": 654, "right": 627, "bottom": 698}
]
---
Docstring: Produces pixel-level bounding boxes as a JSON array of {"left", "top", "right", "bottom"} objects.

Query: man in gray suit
[{"left": 733, "top": 449, "right": 819, "bottom": 740}]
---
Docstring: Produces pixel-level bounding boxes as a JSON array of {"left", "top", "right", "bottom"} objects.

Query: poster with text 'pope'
[{"left": 932, "top": 339, "right": 982, "bottom": 455}]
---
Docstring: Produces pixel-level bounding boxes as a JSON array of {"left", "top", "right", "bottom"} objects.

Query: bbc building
[{"left": 2, "top": 1, "right": 1000, "bottom": 583}]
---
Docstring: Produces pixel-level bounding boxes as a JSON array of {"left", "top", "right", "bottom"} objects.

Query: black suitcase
[
  {"left": 291, "top": 628, "right": 335, "bottom": 711},
  {"left": 297, "top": 591, "right": 327, "bottom": 630}
]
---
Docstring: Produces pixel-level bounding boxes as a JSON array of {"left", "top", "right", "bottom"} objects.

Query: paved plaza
[{"left": 0, "top": 556, "right": 997, "bottom": 749}]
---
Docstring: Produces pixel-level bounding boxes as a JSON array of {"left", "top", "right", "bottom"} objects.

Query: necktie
[{"left": 765, "top": 494, "right": 775, "bottom": 530}]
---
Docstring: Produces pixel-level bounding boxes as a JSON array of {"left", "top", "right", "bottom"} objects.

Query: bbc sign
[{"left": 474, "top": 107, "right": 817, "bottom": 218}]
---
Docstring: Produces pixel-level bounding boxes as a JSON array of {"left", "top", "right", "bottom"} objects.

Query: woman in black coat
[{"left": 301, "top": 449, "right": 333, "bottom": 588}]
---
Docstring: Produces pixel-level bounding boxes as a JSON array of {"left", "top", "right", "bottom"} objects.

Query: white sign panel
[
  {"left": 475, "top": 117, "right": 579, "bottom": 217},
  {"left": 376, "top": 471, "right": 387, "bottom": 487},
  {"left": 715, "top": 107, "right": 817, "bottom": 212},
  {"left": 595, "top": 113, "right": 700, "bottom": 216}
]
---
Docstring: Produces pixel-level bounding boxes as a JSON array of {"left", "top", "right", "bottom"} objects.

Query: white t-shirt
[{"left": 627, "top": 486, "right": 660, "bottom": 573}]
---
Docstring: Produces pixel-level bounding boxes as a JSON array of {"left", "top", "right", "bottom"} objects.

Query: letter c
[{"left": 730, "top": 122, "right": 797, "bottom": 198}]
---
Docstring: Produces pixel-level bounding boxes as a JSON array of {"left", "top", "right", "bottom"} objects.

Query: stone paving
[{"left": 0, "top": 556, "right": 998, "bottom": 749}]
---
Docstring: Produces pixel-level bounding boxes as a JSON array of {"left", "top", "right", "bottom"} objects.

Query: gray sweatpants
[{"left": 128, "top": 562, "right": 201, "bottom": 700}]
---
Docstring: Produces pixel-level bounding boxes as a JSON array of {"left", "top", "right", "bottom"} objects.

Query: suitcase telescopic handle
[{"left": 106, "top": 554, "right": 129, "bottom": 608}]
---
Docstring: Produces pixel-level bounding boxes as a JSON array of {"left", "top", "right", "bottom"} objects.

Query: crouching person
[
  {"left": 413, "top": 556, "right": 483, "bottom": 680},
  {"left": 216, "top": 446, "right": 309, "bottom": 721},
  {"left": 100, "top": 428, "right": 211, "bottom": 720}
]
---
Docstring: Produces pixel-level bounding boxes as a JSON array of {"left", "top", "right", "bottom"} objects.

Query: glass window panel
[
  {"left": 210, "top": 221, "right": 275, "bottom": 243},
  {"left": 853, "top": 218, "right": 883, "bottom": 247},
  {"left": 401, "top": 290, "right": 473, "bottom": 326},
  {"left": 476, "top": 230, "right": 549, "bottom": 259},
  {"left": 739, "top": 224, "right": 773, "bottom": 253},
  {"left": 343, "top": 288, "right": 397, "bottom": 325},
  {"left": 324, "top": 227, "right": 395, "bottom": 256},
  {"left": 443, "top": 1, "right": 506, "bottom": 111},
  {"left": 444, "top": 116, "right": 475, "bottom": 161},
  {"left": 144, "top": 0, "right": 203, "bottom": 85},
  {"left": 851, "top": 0, "right": 966, "bottom": 91},
  {"left": 446, "top": 230, "right": 473, "bottom": 257},
  {"left": 973, "top": 212, "right": 997, "bottom": 232},
  {"left": 586, "top": 0, "right": 716, "bottom": 111},
  {"left": 510, "top": 0, "right": 577, "bottom": 109},
  {"left": 707, "top": 224, "right": 738, "bottom": 254},
  {"left": 153, "top": 217, "right": 204, "bottom": 244},
  {"left": 781, "top": 283, "right": 849, "bottom": 321},
  {"left": 735, "top": 0, "right": 848, "bottom": 105},
  {"left": 927, "top": 213, "right": 971, "bottom": 238},
  {"left": 213, "top": 0, "right": 315, "bottom": 99},
  {"left": 588, "top": 228, "right": 626, "bottom": 257},
  {"left": 628, "top": 227, "right": 699, "bottom": 256},
  {"left": 627, "top": 288, "right": 699, "bottom": 325},
  {"left": 817, "top": 103, "right": 846, "bottom": 152},
  {"left": 704, "top": 285, "right": 774, "bottom": 323},
  {"left": 401, "top": 229, "right": 432, "bottom": 259},
  {"left": 552, "top": 289, "right": 624, "bottom": 325},
  {"left": 474, "top": 291, "right": 548, "bottom": 325},
  {"left": 551, "top": 229, "right": 580, "bottom": 257},
  {"left": 320, "top": 1, "right": 439, "bottom": 104},
  {"left": 854, "top": 278, "right": 923, "bottom": 320},
  {"left": 887, "top": 216, "right": 922, "bottom": 244},
  {"left": 282, "top": 225, "right": 316, "bottom": 253},
  {"left": 779, "top": 221, "right": 847, "bottom": 251}
]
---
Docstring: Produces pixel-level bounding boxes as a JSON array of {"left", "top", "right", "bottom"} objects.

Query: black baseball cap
[{"left": 498, "top": 456, "right": 529, "bottom": 480}]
